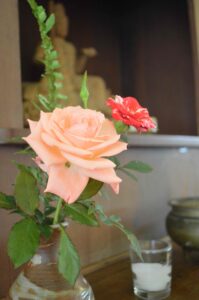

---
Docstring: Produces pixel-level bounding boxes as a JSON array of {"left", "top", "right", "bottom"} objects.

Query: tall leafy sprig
[{"left": 28, "top": 0, "right": 67, "bottom": 111}]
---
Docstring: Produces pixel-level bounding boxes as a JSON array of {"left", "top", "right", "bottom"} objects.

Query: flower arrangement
[{"left": 0, "top": 0, "right": 155, "bottom": 288}]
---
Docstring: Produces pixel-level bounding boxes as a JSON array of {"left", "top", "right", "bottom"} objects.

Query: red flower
[{"left": 106, "top": 95, "right": 156, "bottom": 132}]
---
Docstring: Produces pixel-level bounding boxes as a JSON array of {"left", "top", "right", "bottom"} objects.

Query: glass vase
[{"left": 9, "top": 227, "right": 95, "bottom": 300}]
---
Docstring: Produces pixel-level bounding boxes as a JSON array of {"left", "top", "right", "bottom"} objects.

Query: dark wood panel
[
  {"left": 120, "top": 0, "right": 196, "bottom": 135},
  {"left": 19, "top": 0, "right": 196, "bottom": 135}
]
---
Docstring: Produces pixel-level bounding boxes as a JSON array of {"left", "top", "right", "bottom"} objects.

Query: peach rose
[{"left": 24, "top": 106, "right": 127, "bottom": 203}]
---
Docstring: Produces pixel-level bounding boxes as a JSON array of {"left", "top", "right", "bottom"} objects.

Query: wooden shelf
[
  {"left": 2, "top": 245, "right": 198, "bottom": 299},
  {"left": 86, "top": 245, "right": 199, "bottom": 300}
]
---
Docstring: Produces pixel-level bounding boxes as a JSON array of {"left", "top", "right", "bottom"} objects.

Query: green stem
[
  {"left": 53, "top": 197, "right": 63, "bottom": 225},
  {"left": 27, "top": 0, "right": 67, "bottom": 111}
]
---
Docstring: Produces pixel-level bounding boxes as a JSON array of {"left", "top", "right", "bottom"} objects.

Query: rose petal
[
  {"left": 45, "top": 164, "right": 89, "bottom": 204},
  {"left": 33, "top": 156, "right": 48, "bottom": 173},
  {"left": 89, "top": 137, "right": 127, "bottom": 157},
  {"left": 40, "top": 111, "right": 52, "bottom": 133},
  {"left": 99, "top": 119, "right": 117, "bottom": 136},
  {"left": 41, "top": 132, "right": 92, "bottom": 158},
  {"left": 81, "top": 167, "right": 121, "bottom": 184},
  {"left": 61, "top": 151, "right": 115, "bottom": 169},
  {"left": 23, "top": 121, "right": 66, "bottom": 166},
  {"left": 88, "top": 135, "right": 119, "bottom": 151},
  {"left": 110, "top": 182, "right": 120, "bottom": 194},
  {"left": 95, "top": 141, "right": 127, "bottom": 157},
  {"left": 27, "top": 120, "right": 38, "bottom": 132},
  {"left": 65, "top": 132, "right": 104, "bottom": 149}
]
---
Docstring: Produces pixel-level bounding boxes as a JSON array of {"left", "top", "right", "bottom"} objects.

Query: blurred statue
[{"left": 23, "top": 1, "right": 111, "bottom": 123}]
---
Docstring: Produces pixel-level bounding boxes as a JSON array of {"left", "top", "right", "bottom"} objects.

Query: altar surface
[{"left": 85, "top": 244, "right": 199, "bottom": 300}]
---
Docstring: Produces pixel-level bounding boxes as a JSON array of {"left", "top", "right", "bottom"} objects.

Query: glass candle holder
[{"left": 129, "top": 240, "right": 172, "bottom": 300}]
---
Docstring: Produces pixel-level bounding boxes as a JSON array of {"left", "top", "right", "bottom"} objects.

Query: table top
[{"left": 86, "top": 246, "right": 199, "bottom": 300}]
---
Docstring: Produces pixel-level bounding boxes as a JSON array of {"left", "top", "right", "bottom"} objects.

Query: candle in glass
[
  {"left": 130, "top": 240, "right": 172, "bottom": 300},
  {"left": 132, "top": 263, "right": 171, "bottom": 291}
]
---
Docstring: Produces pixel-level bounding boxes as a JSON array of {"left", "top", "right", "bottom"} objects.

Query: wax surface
[{"left": 132, "top": 263, "right": 171, "bottom": 292}]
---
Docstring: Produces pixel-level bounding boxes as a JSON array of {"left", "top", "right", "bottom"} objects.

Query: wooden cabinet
[{"left": 19, "top": 0, "right": 197, "bottom": 135}]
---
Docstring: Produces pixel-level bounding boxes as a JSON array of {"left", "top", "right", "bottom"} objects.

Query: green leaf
[
  {"left": 56, "top": 93, "right": 68, "bottom": 101},
  {"left": 35, "top": 209, "right": 44, "bottom": 224},
  {"left": 37, "top": 6, "right": 47, "bottom": 22},
  {"left": 9, "top": 136, "right": 23, "bottom": 143},
  {"left": 44, "top": 206, "right": 56, "bottom": 216},
  {"left": 45, "top": 14, "right": 55, "bottom": 33},
  {"left": 14, "top": 168, "right": 39, "bottom": 215},
  {"left": 80, "top": 71, "right": 89, "bottom": 108},
  {"left": 64, "top": 203, "right": 99, "bottom": 226},
  {"left": 28, "top": 167, "right": 44, "bottom": 183},
  {"left": 27, "top": 0, "right": 37, "bottom": 10},
  {"left": 56, "top": 93, "right": 68, "bottom": 100},
  {"left": 119, "top": 168, "right": 138, "bottom": 181},
  {"left": 8, "top": 218, "right": 40, "bottom": 268},
  {"left": 94, "top": 204, "right": 142, "bottom": 260},
  {"left": 114, "top": 121, "right": 129, "bottom": 134},
  {"left": 54, "top": 82, "right": 63, "bottom": 89},
  {"left": 16, "top": 146, "right": 36, "bottom": 156},
  {"left": 122, "top": 161, "right": 153, "bottom": 173},
  {"left": 122, "top": 228, "right": 142, "bottom": 260},
  {"left": 79, "top": 179, "right": 103, "bottom": 200},
  {"left": 38, "top": 94, "right": 51, "bottom": 111},
  {"left": 0, "top": 193, "right": 16, "bottom": 210},
  {"left": 32, "top": 99, "right": 42, "bottom": 112},
  {"left": 109, "top": 215, "right": 121, "bottom": 223},
  {"left": 109, "top": 156, "right": 120, "bottom": 167},
  {"left": 50, "top": 60, "right": 60, "bottom": 69},
  {"left": 54, "top": 72, "right": 64, "bottom": 80},
  {"left": 99, "top": 187, "right": 110, "bottom": 201},
  {"left": 49, "top": 50, "right": 58, "bottom": 60},
  {"left": 38, "top": 224, "right": 52, "bottom": 239},
  {"left": 58, "top": 228, "right": 80, "bottom": 285},
  {"left": 15, "top": 163, "right": 46, "bottom": 187},
  {"left": 120, "top": 134, "right": 128, "bottom": 143}
]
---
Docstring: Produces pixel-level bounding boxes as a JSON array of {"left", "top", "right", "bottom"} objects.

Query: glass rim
[{"left": 130, "top": 239, "right": 172, "bottom": 254}]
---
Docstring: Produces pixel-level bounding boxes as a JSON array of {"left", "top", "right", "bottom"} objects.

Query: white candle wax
[{"left": 132, "top": 263, "right": 171, "bottom": 292}]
